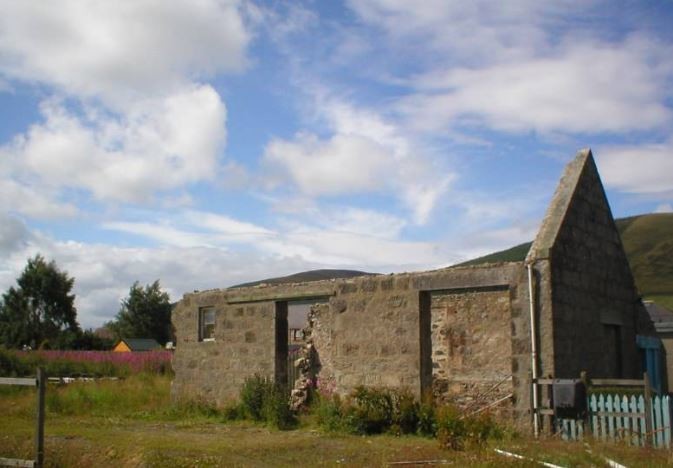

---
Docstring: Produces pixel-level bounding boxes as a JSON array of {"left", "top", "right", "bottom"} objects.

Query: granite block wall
[
  {"left": 429, "top": 287, "right": 512, "bottom": 407},
  {"left": 171, "top": 263, "right": 527, "bottom": 415}
]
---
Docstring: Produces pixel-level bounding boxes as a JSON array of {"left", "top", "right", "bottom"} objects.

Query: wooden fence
[
  {"left": 535, "top": 372, "right": 672, "bottom": 449},
  {"left": 557, "top": 394, "right": 671, "bottom": 448},
  {"left": 0, "top": 368, "right": 46, "bottom": 468}
]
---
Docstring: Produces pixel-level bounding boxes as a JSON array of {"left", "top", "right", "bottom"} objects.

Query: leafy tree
[
  {"left": 0, "top": 255, "right": 80, "bottom": 349},
  {"left": 72, "top": 328, "right": 114, "bottom": 350},
  {"left": 108, "top": 280, "right": 172, "bottom": 345}
]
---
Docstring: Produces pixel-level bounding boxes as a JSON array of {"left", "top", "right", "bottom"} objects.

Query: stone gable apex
[{"left": 526, "top": 148, "right": 615, "bottom": 262}]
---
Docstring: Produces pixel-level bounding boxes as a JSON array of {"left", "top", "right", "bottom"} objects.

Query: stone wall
[
  {"left": 170, "top": 290, "right": 277, "bottom": 406},
  {"left": 170, "top": 147, "right": 655, "bottom": 433},
  {"left": 527, "top": 149, "right": 654, "bottom": 380},
  {"left": 429, "top": 287, "right": 512, "bottom": 407},
  {"left": 171, "top": 263, "right": 527, "bottom": 415}
]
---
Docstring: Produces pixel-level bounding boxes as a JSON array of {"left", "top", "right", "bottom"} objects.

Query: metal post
[
  {"left": 526, "top": 263, "right": 540, "bottom": 437},
  {"left": 35, "top": 367, "right": 46, "bottom": 468},
  {"left": 643, "top": 371, "right": 653, "bottom": 447}
]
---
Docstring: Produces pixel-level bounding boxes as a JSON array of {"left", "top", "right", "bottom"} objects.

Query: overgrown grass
[
  {"left": 239, "top": 375, "right": 296, "bottom": 429},
  {"left": 312, "top": 385, "right": 504, "bottom": 450},
  {"left": 1, "top": 375, "right": 671, "bottom": 467}
]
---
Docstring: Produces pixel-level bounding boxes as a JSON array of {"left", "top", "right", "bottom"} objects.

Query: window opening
[{"left": 199, "top": 307, "right": 215, "bottom": 341}]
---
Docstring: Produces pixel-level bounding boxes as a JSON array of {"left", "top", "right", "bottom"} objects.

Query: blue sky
[{"left": 1, "top": 0, "right": 672, "bottom": 328}]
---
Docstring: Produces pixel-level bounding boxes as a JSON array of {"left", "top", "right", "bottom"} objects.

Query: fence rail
[
  {"left": 557, "top": 394, "right": 671, "bottom": 448},
  {"left": 0, "top": 368, "right": 45, "bottom": 468}
]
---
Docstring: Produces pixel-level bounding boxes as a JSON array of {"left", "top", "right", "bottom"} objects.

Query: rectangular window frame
[{"left": 199, "top": 306, "right": 216, "bottom": 342}]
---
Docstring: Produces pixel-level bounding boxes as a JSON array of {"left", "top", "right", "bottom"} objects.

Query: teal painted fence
[{"left": 557, "top": 394, "right": 671, "bottom": 448}]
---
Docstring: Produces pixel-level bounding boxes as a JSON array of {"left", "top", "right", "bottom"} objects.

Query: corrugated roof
[{"left": 645, "top": 301, "right": 673, "bottom": 333}]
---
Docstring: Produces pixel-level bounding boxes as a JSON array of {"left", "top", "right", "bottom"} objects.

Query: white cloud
[
  {"left": 185, "top": 211, "right": 273, "bottom": 237},
  {"left": 259, "top": 229, "right": 446, "bottom": 268},
  {"left": 448, "top": 222, "right": 539, "bottom": 263},
  {"left": 348, "top": 0, "right": 555, "bottom": 62},
  {"left": 313, "top": 207, "right": 407, "bottom": 239},
  {"left": 597, "top": 141, "right": 673, "bottom": 195},
  {"left": 263, "top": 98, "right": 454, "bottom": 224},
  {"left": 346, "top": 1, "right": 673, "bottom": 136},
  {"left": 0, "top": 178, "right": 78, "bottom": 219},
  {"left": 655, "top": 203, "right": 673, "bottom": 213},
  {"left": 264, "top": 133, "right": 391, "bottom": 195},
  {"left": 102, "top": 207, "right": 444, "bottom": 268},
  {"left": 0, "top": 0, "right": 250, "bottom": 104},
  {"left": 3, "top": 85, "right": 226, "bottom": 205},
  {"left": 0, "top": 209, "right": 454, "bottom": 327},
  {"left": 0, "top": 214, "right": 32, "bottom": 255},
  {"left": 0, "top": 236, "right": 317, "bottom": 329},
  {"left": 399, "top": 36, "right": 673, "bottom": 135}
]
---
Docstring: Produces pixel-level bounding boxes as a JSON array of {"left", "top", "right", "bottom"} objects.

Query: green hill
[
  {"left": 458, "top": 213, "right": 673, "bottom": 309},
  {"left": 229, "top": 269, "right": 373, "bottom": 289}
]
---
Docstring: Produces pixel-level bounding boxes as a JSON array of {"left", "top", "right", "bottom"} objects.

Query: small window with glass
[{"left": 199, "top": 307, "right": 215, "bottom": 341}]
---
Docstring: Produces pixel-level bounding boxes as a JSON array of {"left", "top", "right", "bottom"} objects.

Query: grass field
[{"left": 2, "top": 375, "right": 672, "bottom": 467}]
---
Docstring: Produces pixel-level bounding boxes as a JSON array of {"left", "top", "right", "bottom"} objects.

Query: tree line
[{"left": 0, "top": 254, "right": 173, "bottom": 350}]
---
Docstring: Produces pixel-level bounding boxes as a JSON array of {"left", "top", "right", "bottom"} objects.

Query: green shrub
[
  {"left": 263, "top": 383, "right": 296, "bottom": 430},
  {"left": 221, "top": 401, "right": 245, "bottom": 421},
  {"left": 0, "top": 347, "right": 29, "bottom": 376},
  {"left": 239, "top": 375, "right": 295, "bottom": 429},
  {"left": 315, "top": 387, "right": 422, "bottom": 435},
  {"left": 463, "top": 411, "right": 502, "bottom": 446},
  {"left": 392, "top": 389, "right": 419, "bottom": 435},
  {"left": 417, "top": 399, "right": 436, "bottom": 437},
  {"left": 349, "top": 386, "right": 395, "bottom": 434},
  {"left": 435, "top": 405, "right": 502, "bottom": 450},
  {"left": 240, "top": 375, "right": 273, "bottom": 421},
  {"left": 315, "top": 393, "right": 348, "bottom": 432},
  {"left": 436, "top": 405, "right": 465, "bottom": 450}
]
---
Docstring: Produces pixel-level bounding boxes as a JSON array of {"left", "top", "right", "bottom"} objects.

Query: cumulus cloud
[
  {"left": 0, "top": 207, "right": 455, "bottom": 327},
  {"left": 0, "top": 214, "right": 32, "bottom": 255},
  {"left": 597, "top": 141, "right": 673, "bottom": 195},
  {"left": 264, "top": 133, "right": 391, "bottom": 195},
  {"left": 263, "top": 98, "right": 454, "bottom": 224},
  {"left": 2, "top": 85, "right": 226, "bottom": 205},
  {"left": 399, "top": 36, "right": 673, "bottom": 134},
  {"left": 0, "top": 0, "right": 252, "bottom": 217},
  {"left": 0, "top": 234, "right": 318, "bottom": 328},
  {"left": 0, "top": 0, "right": 250, "bottom": 104},
  {"left": 0, "top": 179, "right": 78, "bottom": 219}
]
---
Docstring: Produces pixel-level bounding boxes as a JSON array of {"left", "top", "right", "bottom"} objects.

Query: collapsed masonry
[{"left": 171, "top": 149, "right": 655, "bottom": 428}]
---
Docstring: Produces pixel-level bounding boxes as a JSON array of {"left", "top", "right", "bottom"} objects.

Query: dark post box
[{"left": 552, "top": 379, "right": 587, "bottom": 418}]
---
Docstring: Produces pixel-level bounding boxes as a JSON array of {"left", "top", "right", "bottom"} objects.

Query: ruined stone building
[{"left": 171, "top": 149, "right": 655, "bottom": 426}]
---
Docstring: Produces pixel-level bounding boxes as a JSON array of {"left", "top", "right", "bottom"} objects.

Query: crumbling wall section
[
  {"left": 171, "top": 264, "right": 528, "bottom": 422},
  {"left": 430, "top": 287, "right": 512, "bottom": 408}
]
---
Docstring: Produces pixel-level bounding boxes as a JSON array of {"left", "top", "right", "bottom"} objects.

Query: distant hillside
[
  {"left": 458, "top": 242, "right": 532, "bottom": 267},
  {"left": 458, "top": 213, "right": 673, "bottom": 309},
  {"left": 230, "top": 269, "right": 373, "bottom": 289},
  {"left": 617, "top": 214, "right": 673, "bottom": 309}
]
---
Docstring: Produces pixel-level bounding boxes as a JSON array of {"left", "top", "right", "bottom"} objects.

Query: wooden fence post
[
  {"left": 580, "top": 371, "right": 592, "bottom": 437},
  {"left": 35, "top": 367, "right": 46, "bottom": 468},
  {"left": 644, "top": 371, "right": 653, "bottom": 448}
]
